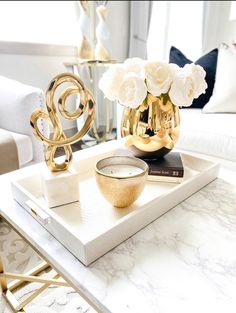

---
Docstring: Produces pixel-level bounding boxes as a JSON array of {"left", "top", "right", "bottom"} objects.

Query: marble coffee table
[{"left": 1, "top": 150, "right": 236, "bottom": 313}]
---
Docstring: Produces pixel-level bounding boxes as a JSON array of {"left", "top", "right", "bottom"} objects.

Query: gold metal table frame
[{"left": 0, "top": 216, "right": 101, "bottom": 313}]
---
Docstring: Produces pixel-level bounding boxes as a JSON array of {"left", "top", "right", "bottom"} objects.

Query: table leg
[
  {"left": 0, "top": 231, "right": 70, "bottom": 312},
  {"left": 0, "top": 254, "right": 7, "bottom": 291},
  {"left": 1, "top": 217, "right": 102, "bottom": 313}
]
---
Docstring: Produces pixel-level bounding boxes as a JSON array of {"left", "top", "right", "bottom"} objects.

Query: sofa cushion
[
  {"left": 203, "top": 44, "right": 236, "bottom": 113},
  {"left": 176, "top": 108, "right": 236, "bottom": 161},
  {"left": 9, "top": 131, "right": 33, "bottom": 167},
  {"left": 0, "top": 76, "right": 47, "bottom": 163},
  {"left": 169, "top": 46, "right": 218, "bottom": 109}
]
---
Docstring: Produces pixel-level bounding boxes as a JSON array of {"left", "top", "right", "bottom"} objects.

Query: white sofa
[
  {"left": 176, "top": 109, "right": 236, "bottom": 163},
  {"left": 0, "top": 76, "right": 48, "bottom": 168},
  {"left": 176, "top": 44, "right": 236, "bottom": 165}
]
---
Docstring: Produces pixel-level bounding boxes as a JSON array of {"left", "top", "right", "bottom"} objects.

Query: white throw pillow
[{"left": 203, "top": 44, "right": 236, "bottom": 113}]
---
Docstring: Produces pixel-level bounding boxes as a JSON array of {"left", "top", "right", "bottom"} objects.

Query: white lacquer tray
[{"left": 11, "top": 141, "right": 219, "bottom": 266}]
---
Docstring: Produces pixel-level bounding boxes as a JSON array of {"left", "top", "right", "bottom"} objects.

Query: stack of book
[{"left": 146, "top": 152, "right": 184, "bottom": 183}]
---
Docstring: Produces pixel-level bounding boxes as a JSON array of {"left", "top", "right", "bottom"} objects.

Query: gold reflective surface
[
  {"left": 30, "top": 73, "right": 95, "bottom": 172},
  {"left": 121, "top": 95, "right": 180, "bottom": 159},
  {"left": 95, "top": 156, "right": 148, "bottom": 208}
]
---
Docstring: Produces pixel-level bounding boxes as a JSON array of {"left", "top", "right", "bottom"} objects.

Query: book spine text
[{"left": 148, "top": 169, "right": 184, "bottom": 177}]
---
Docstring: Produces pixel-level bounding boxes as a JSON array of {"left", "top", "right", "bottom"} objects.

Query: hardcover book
[
  {"left": 114, "top": 149, "right": 184, "bottom": 183},
  {"left": 146, "top": 152, "right": 184, "bottom": 183}
]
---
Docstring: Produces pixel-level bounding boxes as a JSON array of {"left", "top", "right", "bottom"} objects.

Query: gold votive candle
[{"left": 95, "top": 156, "right": 148, "bottom": 208}]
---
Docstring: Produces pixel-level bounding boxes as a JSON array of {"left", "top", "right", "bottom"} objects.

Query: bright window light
[
  {"left": 147, "top": 1, "right": 203, "bottom": 61},
  {"left": 0, "top": 1, "right": 80, "bottom": 45},
  {"left": 147, "top": 1, "right": 170, "bottom": 61},
  {"left": 229, "top": 1, "right": 236, "bottom": 21}
]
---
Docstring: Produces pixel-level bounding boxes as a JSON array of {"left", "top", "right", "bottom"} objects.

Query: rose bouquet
[
  {"left": 99, "top": 58, "right": 207, "bottom": 109},
  {"left": 98, "top": 58, "right": 207, "bottom": 158}
]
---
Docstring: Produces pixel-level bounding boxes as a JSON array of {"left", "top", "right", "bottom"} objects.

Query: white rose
[
  {"left": 144, "top": 61, "right": 172, "bottom": 96},
  {"left": 184, "top": 63, "right": 207, "bottom": 98},
  {"left": 117, "top": 74, "right": 147, "bottom": 109},
  {"left": 169, "top": 63, "right": 181, "bottom": 76},
  {"left": 98, "top": 65, "right": 126, "bottom": 101},
  {"left": 124, "top": 57, "right": 145, "bottom": 79},
  {"left": 169, "top": 71, "right": 195, "bottom": 107}
]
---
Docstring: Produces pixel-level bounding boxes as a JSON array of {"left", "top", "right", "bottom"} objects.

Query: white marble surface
[
  {"left": 41, "top": 166, "right": 80, "bottom": 208},
  {"left": 1, "top": 148, "right": 236, "bottom": 313}
]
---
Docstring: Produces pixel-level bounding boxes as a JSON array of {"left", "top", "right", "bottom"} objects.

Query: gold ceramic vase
[{"left": 121, "top": 95, "right": 180, "bottom": 159}]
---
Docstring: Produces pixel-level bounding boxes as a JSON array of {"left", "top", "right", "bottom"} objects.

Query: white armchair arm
[{"left": 0, "top": 76, "right": 48, "bottom": 162}]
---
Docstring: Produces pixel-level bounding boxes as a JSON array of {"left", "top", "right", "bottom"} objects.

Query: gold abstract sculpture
[
  {"left": 30, "top": 73, "right": 95, "bottom": 172},
  {"left": 121, "top": 95, "right": 180, "bottom": 159}
]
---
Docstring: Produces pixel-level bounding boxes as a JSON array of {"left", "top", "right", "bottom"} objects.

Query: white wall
[
  {"left": 107, "top": 1, "right": 130, "bottom": 62},
  {"left": 203, "top": 1, "right": 236, "bottom": 53},
  {"left": 218, "top": 2, "right": 236, "bottom": 46}
]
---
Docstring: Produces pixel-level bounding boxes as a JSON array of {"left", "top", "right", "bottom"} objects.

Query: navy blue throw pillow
[{"left": 169, "top": 46, "right": 218, "bottom": 109}]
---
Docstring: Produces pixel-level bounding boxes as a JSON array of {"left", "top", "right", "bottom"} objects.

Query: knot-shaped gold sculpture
[{"left": 30, "top": 73, "right": 95, "bottom": 172}]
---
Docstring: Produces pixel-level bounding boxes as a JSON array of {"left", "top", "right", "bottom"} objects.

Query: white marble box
[
  {"left": 11, "top": 141, "right": 219, "bottom": 266},
  {"left": 41, "top": 167, "right": 80, "bottom": 208}
]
